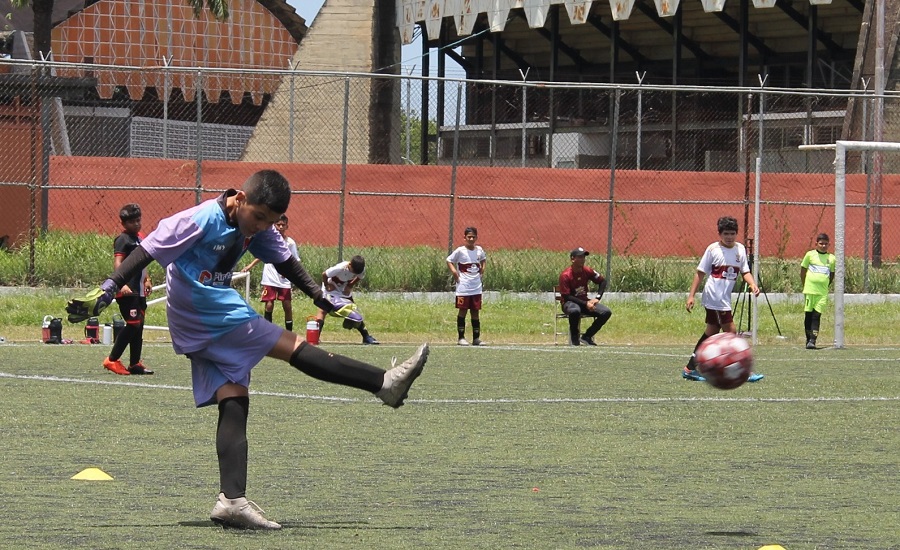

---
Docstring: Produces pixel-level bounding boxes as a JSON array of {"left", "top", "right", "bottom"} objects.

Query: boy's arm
[
  {"left": 274, "top": 257, "right": 333, "bottom": 312},
  {"left": 800, "top": 266, "right": 807, "bottom": 288},
  {"left": 596, "top": 277, "right": 608, "bottom": 301},
  {"left": 447, "top": 261, "right": 459, "bottom": 282},
  {"left": 742, "top": 271, "right": 760, "bottom": 296},
  {"left": 241, "top": 258, "right": 262, "bottom": 272},
  {"left": 686, "top": 270, "right": 704, "bottom": 312},
  {"left": 67, "top": 246, "right": 155, "bottom": 322}
]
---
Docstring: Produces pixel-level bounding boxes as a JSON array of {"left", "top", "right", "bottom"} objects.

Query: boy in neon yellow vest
[{"left": 800, "top": 233, "right": 836, "bottom": 349}]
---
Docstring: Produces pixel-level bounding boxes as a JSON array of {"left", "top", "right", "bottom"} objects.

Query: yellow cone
[
  {"left": 71, "top": 467, "right": 114, "bottom": 481},
  {"left": 758, "top": 546, "right": 787, "bottom": 550}
]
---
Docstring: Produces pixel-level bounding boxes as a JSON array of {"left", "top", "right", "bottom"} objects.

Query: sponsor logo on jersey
[
  {"left": 198, "top": 270, "right": 233, "bottom": 287},
  {"left": 711, "top": 265, "right": 739, "bottom": 280}
]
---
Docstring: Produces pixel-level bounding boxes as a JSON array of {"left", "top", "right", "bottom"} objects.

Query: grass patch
[
  {"left": 0, "top": 343, "right": 897, "bottom": 549},
  {"left": 4, "top": 230, "right": 900, "bottom": 293},
  {"left": 4, "top": 291, "right": 900, "bottom": 348}
]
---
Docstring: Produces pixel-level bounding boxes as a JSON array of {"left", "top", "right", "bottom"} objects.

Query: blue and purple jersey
[{"left": 140, "top": 190, "right": 291, "bottom": 354}]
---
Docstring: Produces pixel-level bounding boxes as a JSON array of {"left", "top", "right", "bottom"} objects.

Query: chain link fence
[{"left": 1, "top": 60, "right": 899, "bottom": 292}]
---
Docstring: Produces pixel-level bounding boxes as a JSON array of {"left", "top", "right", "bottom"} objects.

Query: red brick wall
[{"left": 41, "top": 157, "right": 899, "bottom": 259}]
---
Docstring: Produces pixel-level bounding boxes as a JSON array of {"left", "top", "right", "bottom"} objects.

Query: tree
[{"left": 8, "top": 0, "right": 230, "bottom": 60}]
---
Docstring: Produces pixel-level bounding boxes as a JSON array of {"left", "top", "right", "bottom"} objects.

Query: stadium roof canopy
[{"left": 396, "top": 0, "right": 867, "bottom": 87}]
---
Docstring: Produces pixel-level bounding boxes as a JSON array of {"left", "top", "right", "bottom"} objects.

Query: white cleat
[
  {"left": 376, "top": 343, "right": 429, "bottom": 408},
  {"left": 210, "top": 492, "right": 282, "bottom": 530},
  {"left": 458, "top": 338, "right": 470, "bottom": 346}
]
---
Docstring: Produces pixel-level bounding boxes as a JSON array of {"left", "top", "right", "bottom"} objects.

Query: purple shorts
[{"left": 187, "top": 316, "right": 284, "bottom": 407}]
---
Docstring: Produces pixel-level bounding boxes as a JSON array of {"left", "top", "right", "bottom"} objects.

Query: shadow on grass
[{"left": 179, "top": 520, "right": 420, "bottom": 530}]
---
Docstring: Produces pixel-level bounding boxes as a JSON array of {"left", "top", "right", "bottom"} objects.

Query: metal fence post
[
  {"left": 195, "top": 69, "right": 203, "bottom": 205},
  {"left": 605, "top": 88, "right": 620, "bottom": 282},
  {"left": 447, "top": 82, "right": 462, "bottom": 254},
  {"left": 288, "top": 60, "right": 296, "bottom": 162},
  {"left": 338, "top": 77, "right": 351, "bottom": 262}
]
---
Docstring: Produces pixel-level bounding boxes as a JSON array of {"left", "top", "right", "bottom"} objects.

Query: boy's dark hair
[
  {"left": 243, "top": 170, "right": 291, "bottom": 214},
  {"left": 816, "top": 233, "right": 830, "bottom": 242},
  {"left": 119, "top": 203, "right": 141, "bottom": 222},
  {"left": 717, "top": 216, "right": 739, "bottom": 234},
  {"left": 464, "top": 226, "right": 478, "bottom": 236},
  {"left": 349, "top": 255, "right": 366, "bottom": 274}
]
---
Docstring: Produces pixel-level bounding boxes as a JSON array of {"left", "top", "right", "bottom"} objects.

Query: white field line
[{"left": 1, "top": 371, "right": 898, "bottom": 404}]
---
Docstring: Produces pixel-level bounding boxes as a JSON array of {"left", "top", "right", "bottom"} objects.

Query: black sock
[
  {"left": 128, "top": 324, "right": 144, "bottom": 366},
  {"left": 217, "top": 396, "right": 249, "bottom": 499},
  {"left": 264, "top": 310, "right": 273, "bottom": 322},
  {"left": 289, "top": 342, "right": 384, "bottom": 393},
  {"left": 472, "top": 319, "right": 481, "bottom": 340},
  {"left": 285, "top": 320, "right": 293, "bottom": 332},
  {"left": 358, "top": 322, "right": 370, "bottom": 338},
  {"left": 457, "top": 317, "right": 466, "bottom": 339},
  {"left": 810, "top": 312, "right": 821, "bottom": 339},
  {"left": 109, "top": 324, "right": 135, "bottom": 361},
  {"left": 686, "top": 333, "right": 711, "bottom": 369}
]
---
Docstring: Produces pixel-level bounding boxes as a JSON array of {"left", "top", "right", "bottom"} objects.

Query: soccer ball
[{"left": 695, "top": 332, "right": 753, "bottom": 390}]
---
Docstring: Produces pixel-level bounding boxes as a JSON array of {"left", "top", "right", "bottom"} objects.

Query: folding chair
[{"left": 553, "top": 285, "right": 587, "bottom": 345}]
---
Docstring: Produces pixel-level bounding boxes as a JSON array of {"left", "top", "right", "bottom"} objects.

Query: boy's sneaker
[
  {"left": 128, "top": 362, "right": 154, "bottom": 375},
  {"left": 580, "top": 335, "right": 598, "bottom": 346},
  {"left": 210, "top": 492, "right": 281, "bottom": 530},
  {"left": 472, "top": 338, "right": 484, "bottom": 346},
  {"left": 748, "top": 372, "right": 765, "bottom": 383},
  {"left": 681, "top": 366, "right": 706, "bottom": 382},
  {"left": 806, "top": 340, "right": 817, "bottom": 350},
  {"left": 102, "top": 357, "right": 130, "bottom": 376},
  {"left": 376, "top": 343, "right": 429, "bottom": 408},
  {"left": 458, "top": 338, "right": 470, "bottom": 346},
  {"left": 362, "top": 335, "right": 380, "bottom": 345}
]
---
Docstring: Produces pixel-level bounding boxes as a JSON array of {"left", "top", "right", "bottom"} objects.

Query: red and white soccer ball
[{"left": 695, "top": 332, "right": 753, "bottom": 390}]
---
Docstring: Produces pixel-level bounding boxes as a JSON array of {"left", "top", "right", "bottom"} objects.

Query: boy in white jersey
[
  {"left": 314, "top": 255, "right": 380, "bottom": 345},
  {"left": 800, "top": 233, "right": 835, "bottom": 349},
  {"left": 683, "top": 216, "right": 764, "bottom": 382},
  {"left": 241, "top": 215, "right": 298, "bottom": 331},
  {"left": 447, "top": 226, "right": 487, "bottom": 346}
]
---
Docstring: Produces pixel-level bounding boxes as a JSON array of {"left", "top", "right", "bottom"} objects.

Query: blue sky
[{"left": 285, "top": 0, "right": 463, "bottom": 77}]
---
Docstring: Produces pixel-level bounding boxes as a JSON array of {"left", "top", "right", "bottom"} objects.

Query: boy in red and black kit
[
  {"left": 102, "top": 203, "right": 154, "bottom": 375},
  {"left": 558, "top": 247, "right": 612, "bottom": 346}
]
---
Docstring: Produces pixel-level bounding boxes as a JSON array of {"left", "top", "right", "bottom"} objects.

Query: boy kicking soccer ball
[{"left": 67, "top": 170, "right": 428, "bottom": 530}]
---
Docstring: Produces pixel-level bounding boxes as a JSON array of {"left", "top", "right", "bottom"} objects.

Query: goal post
[{"left": 802, "top": 139, "right": 900, "bottom": 349}]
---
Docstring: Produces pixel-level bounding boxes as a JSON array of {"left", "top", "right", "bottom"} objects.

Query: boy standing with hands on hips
[{"left": 447, "top": 226, "right": 487, "bottom": 346}]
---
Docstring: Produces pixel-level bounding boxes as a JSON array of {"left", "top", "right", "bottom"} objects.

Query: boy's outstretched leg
[{"left": 278, "top": 332, "right": 429, "bottom": 408}]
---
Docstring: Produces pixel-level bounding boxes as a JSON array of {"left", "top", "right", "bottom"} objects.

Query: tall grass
[{"left": 3, "top": 230, "right": 900, "bottom": 293}]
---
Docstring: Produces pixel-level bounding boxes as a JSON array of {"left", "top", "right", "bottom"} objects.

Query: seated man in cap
[{"left": 558, "top": 247, "right": 612, "bottom": 346}]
